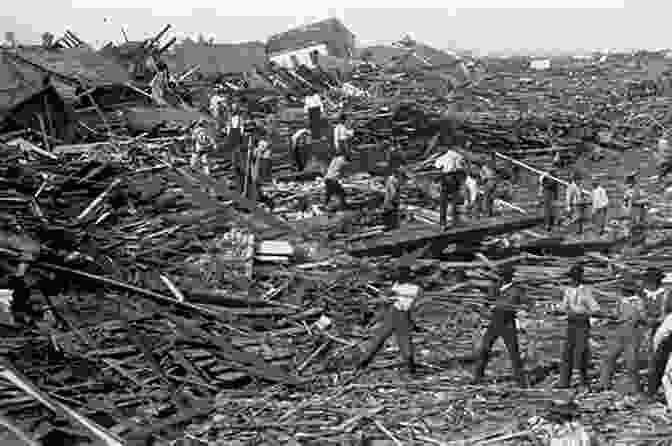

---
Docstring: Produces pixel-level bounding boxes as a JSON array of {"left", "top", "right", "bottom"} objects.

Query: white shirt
[
  {"left": 434, "top": 150, "right": 465, "bottom": 173},
  {"left": 561, "top": 285, "right": 600, "bottom": 314},
  {"left": 304, "top": 94, "right": 324, "bottom": 112},
  {"left": 227, "top": 115, "right": 245, "bottom": 135},
  {"left": 566, "top": 182, "right": 581, "bottom": 210},
  {"left": 549, "top": 422, "right": 593, "bottom": 446},
  {"left": 654, "top": 313, "right": 672, "bottom": 351},
  {"left": 465, "top": 176, "right": 479, "bottom": 203},
  {"left": 209, "top": 95, "right": 226, "bottom": 117},
  {"left": 591, "top": 186, "right": 608, "bottom": 210},
  {"left": 391, "top": 283, "right": 423, "bottom": 311},
  {"left": 333, "top": 123, "right": 354, "bottom": 148}
]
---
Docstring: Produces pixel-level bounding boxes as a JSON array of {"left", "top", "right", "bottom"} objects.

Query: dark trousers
[
  {"left": 439, "top": 174, "right": 461, "bottom": 228},
  {"left": 358, "top": 307, "right": 414, "bottom": 370},
  {"left": 382, "top": 205, "right": 400, "bottom": 231},
  {"left": 473, "top": 312, "right": 524, "bottom": 384},
  {"left": 324, "top": 178, "right": 346, "bottom": 209},
  {"left": 559, "top": 315, "right": 591, "bottom": 387},
  {"left": 482, "top": 179, "right": 496, "bottom": 217},
  {"left": 308, "top": 107, "right": 322, "bottom": 139},
  {"left": 648, "top": 334, "right": 672, "bottom": 396},
  {"left": 543, "top": 191, "right": 556, "bottom": 231},
  {"left": 600, "top": 323, "right": 645, "bottom": 393},
  {"left": 293, "top": 145, "right": 306, "bottom": 172},
  {"left": 593, "top": 207, "right": 607, "bottom": 234}
]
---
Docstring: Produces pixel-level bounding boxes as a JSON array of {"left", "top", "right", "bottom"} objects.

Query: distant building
[
  {"left": 266, "top": 18, "right": 356, "bottom": 69},
  {"left": 171, "top": 40, "right": 267, "bottom": 77},
  {"left": 530, "top": 59, "right": 551, "bottom": 70}
]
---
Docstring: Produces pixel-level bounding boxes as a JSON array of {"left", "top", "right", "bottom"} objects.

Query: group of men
[{"left": 346, "top": 254, "right": 672, "bottom": 412}]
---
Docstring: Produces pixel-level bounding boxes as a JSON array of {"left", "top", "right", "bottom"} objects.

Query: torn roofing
[{"left": 2, "top": 46, "right": 131, "bottom": 86}]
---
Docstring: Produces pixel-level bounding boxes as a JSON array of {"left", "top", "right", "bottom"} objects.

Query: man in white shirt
[
  {"left": 558, "top": 263, "right": 600, "bottom": 389},
  {"left": 333, "top": 113, "right": 354, "bottom": 152},
  {"left": 434, "top": 149, "right": 466, "bottom": 228},
  {"left": 591, "top": 179, "right": 609, "bottom": 235},
  {"left": 356, "top": 266, "right": 421, "bottom": 375},
  {"left": 464, "top": 168, "right": 480, "bottom": 217},
  {"left": 227, "top": 103, "right": 246, "bottom": 193},
  {"left": 480, "top": 158, "right": 498, "bottom": 217},
  {"left": 304, "top": 90, "right": 324, "bottom": 140},
  {"left": 324, "top": 147, "right": 348, "bottom": 210}
]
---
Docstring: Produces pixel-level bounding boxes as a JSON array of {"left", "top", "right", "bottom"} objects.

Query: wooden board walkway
[{"left": 348, "top": 214, "right": 545, "bottom": 257}]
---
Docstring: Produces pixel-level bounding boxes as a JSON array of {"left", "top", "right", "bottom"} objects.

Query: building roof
[
  {"left": 172, "top": 41, "right": 267, "bottom": 76},
  {"left": 266, "top": 18, "right": 354, "bottom": 55},
  {"left": 3, "top": 46, "right": 130, "bottom": 86}
]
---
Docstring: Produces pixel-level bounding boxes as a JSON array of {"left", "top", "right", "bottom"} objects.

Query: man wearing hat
[
  {"left": 539, "top": 168, "right": 561, "bottom": 232},
  {"left": 600, "top": 277, "right": 648, "bottom": 393},
  {"left": 472, "top": 265, "right": 527, "bottom": 387},
  {"left": 190, "top": 119, "right": 214, "bottom": 175},
  {"left": 356, "top": 265, "right": 421, "bottom": 375},
  {"left": 434, "top": 147, "right": 467, "bottom": 228},
  {"left": 381, "top": 145, "right": 406, "bottom": 231},
  {"left": 558, "top": 263, "right": 600, "bottom": 389}
]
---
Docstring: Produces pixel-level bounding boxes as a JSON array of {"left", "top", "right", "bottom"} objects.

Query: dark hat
[{"left": 567, "top": 263, "right": 584, "bottom": 281}]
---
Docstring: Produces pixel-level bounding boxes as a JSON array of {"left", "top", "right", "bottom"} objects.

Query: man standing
[
  {"left": 150, "top": 61, "right": 170, "bottom": 107},
  {"left": 227, "top": 103, "right": 247, "bottom": 193},
  {"left": 290, "top": 128, "right": 311, "bottom": 172},
  {"left": 434, "top": 148, "right": 466, "bottom": 228},
  {"left": 557, "top": 264, "right": 600, "bottom": 390},
  {"left": 591, "top": 179, "right": 609, "bottom": 236},
  {"left": 191, "top": 119, "right": 214, "bottom": 176},
  {"left": 472, "top": 265, "right": 527, "bottom": 387},
  {"left": 539, "top": 169, "right": 561, "bottom": 232},
  {"left": 480, "top": 158, "right": 497, "bottom": 218},
  {"left": 464, "top": 167, "right": 480, "bottom": 218},
  {"left": 566, "top": 172, "right": 582, "bottom": 226},
  {"left": 356, "top": 265, "right": 421, "bottom": 376},
  {"left": 304, "top": 89, "right": 324, "bottom": 140},
  {"left": 324, "top": 147, "right": 348, "bottom": 211},
  {"left": 599, "top": 279, "right": 648, "bottom": 393},
  {"left": 333, "top": 113, "right": 354, "bottom": 153},
  {"left": 251, "top": 135, "right": 273, "bottom": 208},
  {"left": 382, "top": 155, "right": 404, "bottom": 231}
]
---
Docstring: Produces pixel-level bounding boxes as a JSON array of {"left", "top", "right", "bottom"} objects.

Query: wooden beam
[{"left": 349, "top": 216, "right": 545, "bottom": 258}]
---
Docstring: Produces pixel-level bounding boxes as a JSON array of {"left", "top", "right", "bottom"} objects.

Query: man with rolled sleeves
[
  {"left": 599, "top": 279, "right": 648, "bottom": 393},
  {"left": 472, "top": 265, "right": 528, "bottom": 387},
  {"left": 356, "top": 265, "right": 421, "bottom": 375}
]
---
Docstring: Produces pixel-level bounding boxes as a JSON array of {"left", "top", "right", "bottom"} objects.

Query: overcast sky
[{"left": 1, "top": 1, "right": 668, "bottom": 54}]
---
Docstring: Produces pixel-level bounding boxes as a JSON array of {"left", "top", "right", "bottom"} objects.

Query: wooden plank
[
  {"left": 348, "top": 215, "right": 545, "bottom": 258},
  {"left": 167, "top": 316, "right": 302, "bottom": 386}
]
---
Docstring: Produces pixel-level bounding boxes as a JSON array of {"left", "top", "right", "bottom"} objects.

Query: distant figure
[
  {"left": 333, "top": 113, "right": 354, "bottom": 153},
  {"left": 480, "top": 158, "right": 497, "bottom": 218},
  {"left": 540, "top": 169, "right": 560, "bottom": 232},
  {"left": 434, "top": 148, "right": 466, "bottom": 228},
  {"left": 304, "top": 89, "right": 324, "bottom": 140},
  {"left": 323, "top": 146, "right": 348, "bottom": 210},
  {"left": 190, "top": 119, "right": 214, "bottom": 176},
  {"left": 557, "top": 263, "right": 600, "bottom": 390},
  {"left": 227, "top": 103, "right": 247, "bottom": 193},
  {"left": 150, "top": 61, "right": 170, "bottom": 107},
  {"left": 591, "top": 179, "right": 609, "bottom": 236},
  {"left": 291, "top": 128, "right": 311, "bottom": 172}
]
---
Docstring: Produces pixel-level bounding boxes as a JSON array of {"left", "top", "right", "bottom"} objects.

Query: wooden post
[
  {"left": 86, "top": 92, "right": 113, "bottom": 135},
  {"left": 36, "top": 114, "right": 50, "bottom": 152}
]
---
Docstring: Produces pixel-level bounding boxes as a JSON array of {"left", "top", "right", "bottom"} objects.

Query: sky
[{"left": 1, "top": 0, "right": 670, "bottom": 55}]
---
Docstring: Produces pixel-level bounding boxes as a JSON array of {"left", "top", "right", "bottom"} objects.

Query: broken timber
[{"left": 348, "top": 215, "right": 545, "bottom": 257}]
